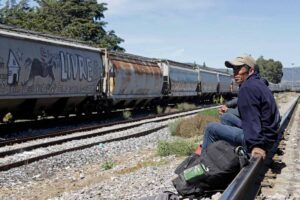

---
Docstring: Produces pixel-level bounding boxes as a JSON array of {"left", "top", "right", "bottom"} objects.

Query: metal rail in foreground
[{"left": 220, "top": 96, "right": 299, "bottom": 200}]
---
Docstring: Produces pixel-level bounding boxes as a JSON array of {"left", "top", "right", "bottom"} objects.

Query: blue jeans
[
  {"left": 220, "top": 112, "right": 242, "bottom": 128},
  {"left": 202, "top": 122, "right": 245, "bottom": 150}
]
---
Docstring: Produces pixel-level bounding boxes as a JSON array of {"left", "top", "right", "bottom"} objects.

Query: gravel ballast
[{"left": 0, "top": 93, "right": 297, "bottom": 200}]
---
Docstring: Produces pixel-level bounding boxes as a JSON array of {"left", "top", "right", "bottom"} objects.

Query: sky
[{"left": 100, "top": 0, "right": 300, "bottom": 69}]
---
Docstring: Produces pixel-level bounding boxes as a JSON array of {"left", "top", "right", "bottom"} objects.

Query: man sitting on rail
[{"left": 201, "top": 54, "right": 281, "bottom": 159}]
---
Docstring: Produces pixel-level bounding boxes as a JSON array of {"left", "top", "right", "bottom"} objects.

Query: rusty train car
[{"left": 0, "top": 26, "right": 235, "bottom": 120}]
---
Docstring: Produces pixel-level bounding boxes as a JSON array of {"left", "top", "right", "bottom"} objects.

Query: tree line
[
  {"left": 0, "top": 1, "right": 283, "bottom": 83},
  {"left": 257, "top": 56, "right": 283, "bottom": 83},
  {"left": 0, "top": 0, "right": 124, "bottom": 51}
]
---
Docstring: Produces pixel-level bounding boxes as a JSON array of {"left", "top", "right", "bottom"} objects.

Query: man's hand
[
  {"left": 251, "top": 147, "right": 266, "bottom": 159},
  {"left": 219, "top": 105, "right": 228, "bottom": 115}
]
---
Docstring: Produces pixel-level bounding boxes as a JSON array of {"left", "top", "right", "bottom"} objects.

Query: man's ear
[{"left": 249, "top": 67, "right": 255, "bottom": 75}]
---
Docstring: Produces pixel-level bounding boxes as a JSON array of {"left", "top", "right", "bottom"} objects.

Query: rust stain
[{"left": 111, "top": 60, "right": 162, "bottom": 76}]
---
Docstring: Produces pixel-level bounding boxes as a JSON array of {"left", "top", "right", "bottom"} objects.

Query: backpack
[{"left": 172, "top": 140, "right": 249, "bottom": 199}]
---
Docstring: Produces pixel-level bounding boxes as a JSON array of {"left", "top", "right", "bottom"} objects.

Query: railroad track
[
  {"left": 258, "top": 102, "right": 300, "bottom": 199},
  {"left": 0, "top": 105, "right": 215, "bottom": 147},
  {"left": 0, "top": 105, "right": 219, "bottom": 172},
  {"left": 220, "top": 96, "right": 299, "bottom": 200},
  {"left": 0, "top": 108, "right": 151, "bottom": 142}
]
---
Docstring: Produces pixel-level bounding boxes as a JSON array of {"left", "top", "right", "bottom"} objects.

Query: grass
[
  {"left": 156, "top": 106, "right": 163, "bottom": 114},
  {"left": 176, "top": 103, "right": 196, "bottom": 111},
  {"left": 157, "top": 138, "right": 199, "bottom": 156},
  {"left": 168, "top": 119, "right": 181, "bottom": 136},
  {"left": 168, "top": 108, "right": 219, "bottom": 138},
  {"left": 101, "top": 160, "right": 114, "bottom": 170},
  {"left": 161, "top": 108, "right": 219, "bottom": 157},
  {"left": 156, "top": 103, "right": 196, "bottom": 114},
  {"left": 2, "top": 112, "right": 13, "bottom": 123},
  {"left": 116, "top": 159, "right": 169, "bottom": 175},
  {"left": 122, "top": 110, "right": 132, "bottom": 119},
  {"left": 199, "top": 108, "right": 219, "bottom": 119},
  {"left": 213, "top": 95, "right": 225, "bottom": 104}
]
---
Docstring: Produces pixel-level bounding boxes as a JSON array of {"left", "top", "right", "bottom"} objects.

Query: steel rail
[
  {"left": 0, "top": 105, "right": 218, "bottom": 148},
  {"left": 0, "top": 105, "right": 220, "bottom": 160},
  {"left": 0, "top": 126, "right": 167, "bottom": 171},
  {"left": 220, "top": 96, "right": 299, "bottom": 200}
]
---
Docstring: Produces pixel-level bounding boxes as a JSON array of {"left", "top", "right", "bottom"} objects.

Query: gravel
[{"left": 0, "top": 93, "right": 297, "bottom": 200}]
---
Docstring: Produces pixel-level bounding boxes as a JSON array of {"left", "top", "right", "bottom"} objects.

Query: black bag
[{"left": 172, "top": 140, "right": 249, "bottom": 198}]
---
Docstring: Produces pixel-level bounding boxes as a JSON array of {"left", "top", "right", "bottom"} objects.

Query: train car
[
  {"left": 231, "top": 80, "right": 239, "bottom": 94},
  {"left": 218, "top": 72, "right": 232, "bottom": 94},
  {"left": 0, "top": 27, "right": 104, "bottom": 118},
  {"left": 268, "top": 82, "right": 280, "bottom": 93},
  {"left": 0, "top": 25, "right": 238, "bottom": 121},
  {"left": 157, "top": 60, "right": 198, "bottom": 98},
  {"left": 198, "top": 69, "right": 219, "bottom": 96},
  {"left": 103, "top": 52, "right": 163, "bottom": 108}
]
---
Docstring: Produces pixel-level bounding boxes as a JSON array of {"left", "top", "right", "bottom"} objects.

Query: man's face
[{"left": 233, "top": 65, "right": 250, "bottom": 85}]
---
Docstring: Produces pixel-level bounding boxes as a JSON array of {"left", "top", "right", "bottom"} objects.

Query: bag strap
[
  {"left": 161, "top": 191, "right": 180, "bottom": 200},
  {"left": 235, "top": 146, "right": 250, "bottom": 168}
]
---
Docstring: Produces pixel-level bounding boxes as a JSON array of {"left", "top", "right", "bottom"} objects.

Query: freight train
[{"left": 0, "top": 25, "right": 236, "bottom": 121}]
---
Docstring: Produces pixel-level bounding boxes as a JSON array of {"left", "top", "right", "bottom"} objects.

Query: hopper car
[{"left": 0, "top": 26, "right": 236, "bottom": 121}]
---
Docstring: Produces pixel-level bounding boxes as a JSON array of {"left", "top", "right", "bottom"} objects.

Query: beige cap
[{"left": 225, "top": 54, "right": 256, "bottom": 68}]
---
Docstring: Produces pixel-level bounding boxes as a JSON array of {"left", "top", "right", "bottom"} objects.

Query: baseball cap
[{"left": 225, "top": 54, "right": 256, "bottom": 68}]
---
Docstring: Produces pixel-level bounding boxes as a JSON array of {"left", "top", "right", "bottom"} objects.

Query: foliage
[
  {"left": 0, "top": 0, "right": 32, "bottom": 25},
  {"left": 168, "top": 119, "right": 181, "bottom": 136},
  {"left": 213, "top": 95, "right": 224, "bottom": 104},
  {"left": 176, "top": 103, "right": 196, "bottom": 111},
  {"left": 156, "top": 105, "right": 163, "bottom": 114},
  {"left": 168, "top": 108, "right": 219, "bottom": 138},
  {"left": 256, "top": 56, "right": 283, "bottom": 83},
  {"left": 0, "top": 0, "right": 124, "bottom": 50},
  {"left": 167, "top": 106, "right": 177, "bottom": 113},
  {"left": 122, "top": 110, "right": 132, "bottom": 119},
  {"left": 199, "top": 108, "right": 219, "bottom": 119},
  {"left": 157, "top": 139, "right": 199, "bottom": 156},
  {"left": 2, "top": 112, "right": 13, "bottom": 123},
  {"left": 101, "top": 160, "right": 114, "bottom": 170}
]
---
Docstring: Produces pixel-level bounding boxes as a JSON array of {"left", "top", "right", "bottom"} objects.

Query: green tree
[
  {"left": 0, "top": 0, "right": 32, "bottom": 26},
  {"left": 256, "top": 56, "right": 283, "bottom": 83},
  {"left": 0, "top": 0, "right": 124, "bottom": 51}
]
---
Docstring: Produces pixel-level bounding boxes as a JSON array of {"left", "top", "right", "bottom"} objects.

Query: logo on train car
[
  {"left": 0, "top": 57, "right": 5, "bottom": 69},
  {"left": 23, "top": 57, "right": 56, "bottom": 86},
  {"left": 60, "top": 51, "right": 94, "bottom": 82},
  {"left": 4, "top": 49, "right": 98, "bottom": 87},
  {"left": 7, "top": 50, "right": 21, "bottom": 85}
]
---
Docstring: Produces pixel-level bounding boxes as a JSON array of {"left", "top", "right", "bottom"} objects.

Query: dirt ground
[{"left": 0, "top": 148, "right": 178, "bottom": 200}]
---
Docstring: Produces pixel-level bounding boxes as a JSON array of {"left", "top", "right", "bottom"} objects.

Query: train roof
[
  {"left": 158, "top": 59, "right": 232, "bottom": 75},
  {"left": 0, "top": 24, "right": 103, "bottom": 52},
  {"left": 158, "top": 59, "right": 197, "bottom": 70},
  {"left": 107, "top": 51, "right": 158, "bottom": 66}
]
